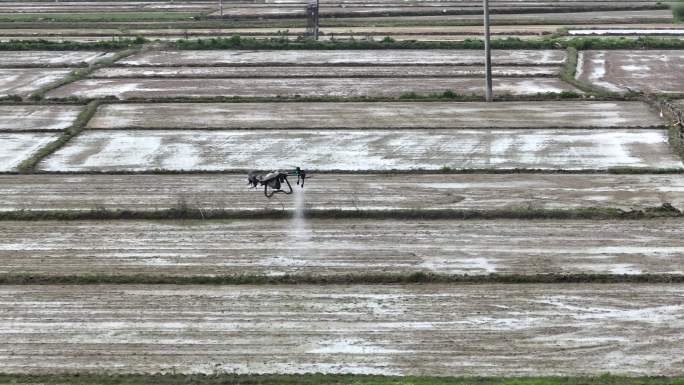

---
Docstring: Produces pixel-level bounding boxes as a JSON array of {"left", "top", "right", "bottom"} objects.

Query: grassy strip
[
  {"left": 669, "top": 123, "right": 684, "bottom": 159},
  {"left": 666, "top": 102, "right": 684, "bottom": 159},
  {"left": 172, "top": 36, "right": 684, "bottom": 50},
  {"left": 0, "top": 36, "right": 681, "bottom": 52},
  {"left": 673, "top": 1, "right": 684, "bottom": 22},
  {"left": 2, "top": 273, "right": 684, "bottom": 286},
  {"left": 0, "top": 205, "right": 681, "bottom": 221},
  {"left": 15, "top": 100, "right": 99, "bottom": 173},
  {"left": 46, "top": 91, "right": 604, "bottom": 104},
  {"left": 0, "top": 37, "right": 146, "bottom": 51},
  {"left": 641, "top": 96, "right": 684, "bottom": 160},
  {"left": 0, "top": 374, "right": 682, "bottom": 385},
  {"left": 0, "top": 95, "right": 22, "bottom": 102}
]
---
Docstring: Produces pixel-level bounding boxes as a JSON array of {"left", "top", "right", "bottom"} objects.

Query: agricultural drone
[{"left": 248, "top": 167, "right": 308, "bottom": 198}]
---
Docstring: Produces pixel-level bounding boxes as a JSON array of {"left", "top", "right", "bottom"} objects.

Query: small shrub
[
  {"left": 399, "top": 92, "right": 418, "bottom": 99},
  {"left": 673, "top": 3, "right": 684, "bottom": 21},
  {"left": 558, "top": 90, "right": 581, "bottom": 98},
  {"left": 441, "top": 90, "right": 458, "bottom": 99},
  {"left": 228, "top": 34, "right": 241, "bottom": 46},
  {"left": 0, "top": 94, "right": 22, "bottom": 102}
]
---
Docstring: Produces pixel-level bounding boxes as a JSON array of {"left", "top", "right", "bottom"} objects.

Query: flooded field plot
[
  {"left": 119, "top": 50, "right": 567, "bottom": 66},
  {"left": 0, "top": 1, "right": 217, "bottom": 12},
  {"left": 1, "top": 219, "right": 683, "bottom": 276},
  {"left": 576, "top": 50, "right": 684, "bottom": 93},
  {"left": 0, "top": 25, "right": 565, "bottom": 38},
  {"left": 45, "top": 78, "right": 580, "bottom": 99},
  {"left": 205, "top": 1, "right": 663, "bottom": 17},
  {"left": 1, "top": 284, "right": 682, "bottom": 375},
  {"left": 0, "top": 51, "right": 116, "bottom": 67},
  {"left": 569, "top": 28, "right": 684, "bottom": 35},
  {"left": 88, "top": 101, "right": 663, "bottom": 130},
  {"left": 39, "top": 129, "right": 682, "bottom": 172},
  {"left": 0, "top": 133, "right": 59, "bottom": 172},
  {"left": 2, "top": 174, "right": 683, "bottom": 212},
  {"left": 0, "top": 105, "right": 82, "bottom": 132},
  {"left": 89, "top": 65, "right": 560, "bottom": 78},
  {"left": 0, "top": 68, "right": 71, "bottom": 98},
  {"left": 316, "top": 9, "right": 673, "bottom": 26},
  {"left": 15, "top": 23, "right": 673, "bottom": 36}
]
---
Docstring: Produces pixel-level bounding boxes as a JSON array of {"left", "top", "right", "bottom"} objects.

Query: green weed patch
[
  {"left": 172, "top": 35, "right": 684, "bottom": 50},
  {"left": 1, "top": 273, "right": 684, "bottom": 286},
  {"left": 0, "top": 204, "right": 680, "bottom": 221},
  {"left": 0, "top": 37, "right": 146, "bottom": 51}
]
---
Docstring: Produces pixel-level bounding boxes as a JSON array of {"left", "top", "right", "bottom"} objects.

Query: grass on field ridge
[
  {"left": 673, "top": 1, "right": 684, "bottom": 22},
  {"left": 0, "top": 374, "right": 683, "bottom": 385},
  {"left": 2, "top": 272, "right": 684, "bottom": 286},
  {"left": 0, "top": 203, "right": 681, "bottom": 221},
  {"left": 172, "top": 35, "right": 684, "bottom": 50}
]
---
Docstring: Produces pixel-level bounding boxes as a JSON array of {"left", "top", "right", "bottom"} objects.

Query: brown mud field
[
  {"left": 45, "top": 78, "right": 580, "bottom": 99},
  {"left": 0, "top": 105, "right": 81, "bottom": 132},
  {"left": 36, "top": 128, "right": 681, "bottom": 171},
  {"left": 1, "top": 174, "right": 682, "bottom": 211},
  {"left": 576, "top": 50, "right": 684, "bottom": 93},
  {"left": 119, "top": 49, "right": 567, "bottom": 67},
  {"left": 0, "top": 68, "right": 72, "bottom": 98},
  {"left": 1, "top": 284, "right": 683, "bottom": 375},
  {"left": 88, "top": 65, "right": 561, "bottom": 79},
  {"left": 87, "top": 101, "right": 662, "bottom": 130},
  {"left": 1, "top": 219, "right": 683, "bottom": 276}
]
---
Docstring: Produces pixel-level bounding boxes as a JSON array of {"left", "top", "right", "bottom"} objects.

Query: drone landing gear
[{"left": 264, "top": 177, "right": 293, "bottom": 198}]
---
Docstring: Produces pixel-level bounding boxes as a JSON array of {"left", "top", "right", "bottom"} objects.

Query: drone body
[{"left": 248, "top": 167, "right": 307, "bottom": 198}]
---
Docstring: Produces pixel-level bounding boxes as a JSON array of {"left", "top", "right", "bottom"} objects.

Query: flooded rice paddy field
[
  {"left": 0, "top": 51, "right": 116, "bottom": 68},
  {"left": 0, "top": 4, "right": 683, "bottom": 374},
  {"left": 88, "top": 65, "right": 562, "bottom": 78},
  {"left": 1, "top": 219, "right": 683, "bottom": 276},
  {"left": 117, "top": 49, "right": 568, "bottom": 66},
  {"left": 0, "top": 69, "right": 73, "bottom": 98},
  {"left": 36, "top": 128, "right": 683, "bottom": 171},
  {"left": 0, "top": 133, "right": 60, "bottom": 172},
  {"left": 2, "top": 173, "right": 683, "bottom": 212},
  {"left": 86, "top": 101, "right": 663, "bottom": 129},
  {"left": 576, "top": 50, "right": 684, "bottom": 93},
  {"left": 44, "top": 77, "right": 581, "bottom": 99},
  {"left": 1, "top": 284, "right": 683, "bottom": 375},
  {"left": 0, "top": 105, "right": 82, "bottom": 131}
]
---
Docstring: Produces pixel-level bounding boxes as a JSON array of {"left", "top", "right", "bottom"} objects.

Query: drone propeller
[{"left": 286, "top": 166, "right": 309, "bottom": 188}]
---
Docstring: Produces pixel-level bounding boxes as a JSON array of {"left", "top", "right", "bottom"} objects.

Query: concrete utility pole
[
  {"left": 315, "top": 0, "right": 320, "bottom": 41},
  {"left": 219, "top": 0, "right": 223, "bottom": 17},
  {"left": 483, "top": 0, "right": 493, "bottom": 102},
  {"left": 306, "top": 0, "right": 320, "bottom": 40}
]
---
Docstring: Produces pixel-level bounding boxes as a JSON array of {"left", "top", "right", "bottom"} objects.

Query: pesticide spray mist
[{"left": 290, "top": 187, "right": 311, "bottom": 243}]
